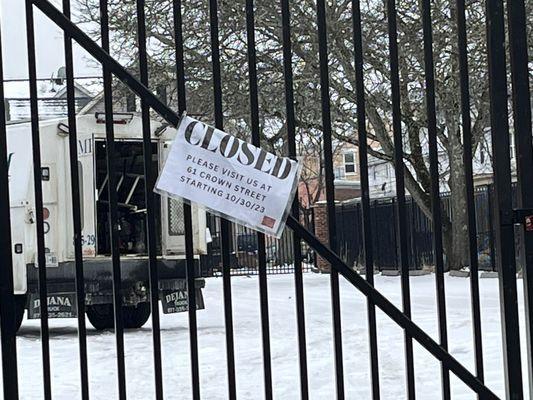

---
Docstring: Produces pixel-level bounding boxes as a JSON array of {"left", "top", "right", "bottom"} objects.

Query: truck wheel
[
  {"left": 87, "top": 303, "right": 151, "bottom": 330},
  {"left": 0, "top": 295, "right": 26, "bottom": 333},
  {"left": 14, "top": 295, "right": 26, "bottom": 333},
  {"left": 123, "top": 303, "right": 151, "bottom": 329},
  {"left": 86, "top": 304, "right": 114, "bottom": 330}
]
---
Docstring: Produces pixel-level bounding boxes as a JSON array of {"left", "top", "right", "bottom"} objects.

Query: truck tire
[
  {"left": 87, "top": 303, "right": 151, "bottom": 330},
  {"left": 123, "top": 303, "right": 151, "bottom": 329},
  {"left": 86, "top": 304, "right": 114, "bottom": 330},
  {"left": 15, "top": 295, "right": 26, "bottom": 333},
  {"left": 0, "top": 295, "right": 26, "bottom": 333}
]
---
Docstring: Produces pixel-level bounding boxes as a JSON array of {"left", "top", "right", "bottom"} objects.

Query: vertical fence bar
[
  {"left": 455, "top": 0, "right": 484, "bottom": 386},
  {"left": 506, "top": 0, "right": 533, "bottom": 395},
  {"left": 171, "top": 1, "right": 201, "bottom": 398},
  {"left": 183, "top": 171, "right": 200, "bottom": 400},
  {"left": 485, "top": 0, "right": 524, "bottom": 397},
  {"left": 487, "top": 186, "right": 496, "bottom": 271},
  {"left": 244, "top": 1, "right": 273, "bottom": 398},
  {"left": 315, "top": 1, "right": 345, "bottom": 398},
  {"left": 351, "top": 1, "right": 380, "bottom": 398},
  {"left": 99, "top": 1, "right": 127, "bottom": 397},
  {"left": 220, "top": 168, "right": 237, "bottom": 386},
  {"left": 135, "top": 1, "right": 164, "bottom": 398},
  {"left": 385, "top": 0, "right": 415, "bottom": 397},
  {"left": 420, "top": 1, "right": 450, "bottom": 398},
  {"left": 0, "top": 15, "right": 19, "bottom": 400},
  {"left": 408, "top": 202, "right": 415, "bottom": 270},
  {"left": 280, "top": 0, "right": 309, "bottom": 397},
  {"left": 62, "top": 0, "right": 90, "bottom": 397},
  {"left": 25, "top": 2, "right": 52, "bottom": 398},
  {"left": 205, "top": 0, "right": 237, "bottom": 396}
]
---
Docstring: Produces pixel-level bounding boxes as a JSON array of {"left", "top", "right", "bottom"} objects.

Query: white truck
[{"left": 7, "top": 113, "right": 207, "bottom": 331}]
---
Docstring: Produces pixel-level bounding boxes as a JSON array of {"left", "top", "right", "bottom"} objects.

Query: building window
[
  {"left": 334, "top": 166, "right": 345, "bottom": 179},
  {"left": 374, "top": 163, "right": 389, "bottom": 179},
  {"left": 344, "top": 152, "right": 356, "bottom": 174}
]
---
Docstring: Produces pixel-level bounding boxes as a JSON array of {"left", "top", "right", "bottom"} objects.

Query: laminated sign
[{"left": 155, "top": 115, "right": 300, "bottom": 238}]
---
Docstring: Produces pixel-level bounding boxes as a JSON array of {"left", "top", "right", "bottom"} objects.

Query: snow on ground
[{"left": 10, "top": 273, "right": 529, "bottom": 399}]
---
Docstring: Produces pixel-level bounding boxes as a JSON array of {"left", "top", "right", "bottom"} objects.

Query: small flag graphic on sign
[{"left": 261, "top": 216, "right": 276, "bottom": 229}]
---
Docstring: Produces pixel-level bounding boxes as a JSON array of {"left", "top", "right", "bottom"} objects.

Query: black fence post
[
  {"left": 279, "top": 0, "right": 309, "bottom": 386},
  {"left": 352, "top": 1, "right": 380, "bottom": 395},
  {"left": 506, "top": 0, "right": 533, "bottom": 395},
  {"left": 171, "top": 1, "right": 202, "bottom": 397},
  {"left": 455, "top": 0, "right": 484, "bottom": 384},
  {"left": 135, "top": 1, "right": 164, "bottom": 397},
  {"left": 0, "top": 15, "right": 19, "bottom": 400},
  {"left": 244, "top": 2, "right": 274, "bottom": 397},
  {"left": 99, "top": 0, "right": 127, "bottom": 397},
  {"left": 25, "top": 2, "right": 53, "bottom": 397},
  {"left": 203, "top": 0, "right": 238, "bottom": 391},
  {"left": 385, "top": 0, "right": 415, "bottom": 394},
  {"left": 315, "top": 0, "right": 345, "bottom": 397},
  {"left": 421, "top": 0, "right": 450, "bottom": 395},
  {"left": 486, "top": 0, "right": 524, "bottom": 397},
  {"left": 487, "top": 186, "right": 496, "bottom": 271},
  {"left": 62, "top": 0, "right": 89, "bottom": 397}
]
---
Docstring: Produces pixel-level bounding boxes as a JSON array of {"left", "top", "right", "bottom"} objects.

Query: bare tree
[{"left": 76, "top": 0, "right": 532, "bottom": 269}]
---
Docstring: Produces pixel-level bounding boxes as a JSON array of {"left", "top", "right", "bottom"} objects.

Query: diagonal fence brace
[{"left": 30, "top": 0, "right": 498, "bottom": 397}]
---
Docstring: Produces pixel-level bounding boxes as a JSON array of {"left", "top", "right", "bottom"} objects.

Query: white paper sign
[{"left": 155, "top": 115, "right": 300, "bottom": 238}]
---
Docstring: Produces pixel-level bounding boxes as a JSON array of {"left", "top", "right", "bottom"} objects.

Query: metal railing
[
  {"left": 335, "top": 186, "right": 498, "bottom": 272},
  {"left": 0, "top": 0, "right": 530, "bottom": 399}
]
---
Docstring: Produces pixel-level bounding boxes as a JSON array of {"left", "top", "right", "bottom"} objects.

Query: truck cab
[{"left": 7, "top": 113, "right": 207, "bottom": 331}]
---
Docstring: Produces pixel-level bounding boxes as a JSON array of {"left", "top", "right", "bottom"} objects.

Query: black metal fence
[
  {"left": 336, "top": 185, "right": 497, "bottom": 271},
  {"left": 334, "top": 183, "right": 527, "bottom": 273},
  {"left": 0, "top": 0, "right": 530, "bottom": 400},
  {"left": 200, "top": 212, "right": 316, "bottom": 276}
]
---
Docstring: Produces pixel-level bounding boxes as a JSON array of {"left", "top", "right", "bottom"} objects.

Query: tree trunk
[{"left": 445, "top": 137, "right": 470, "bottom": 270}]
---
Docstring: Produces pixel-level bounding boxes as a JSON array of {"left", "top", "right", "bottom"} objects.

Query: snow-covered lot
[{"left": 11, "top": 273, "right": 529, "bottom": 399}]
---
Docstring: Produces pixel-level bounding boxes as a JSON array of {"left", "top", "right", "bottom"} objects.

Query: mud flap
[
  {"left": 28, "top": 292, "right": 78, "bottom": 319},
  {"left": 159, "top": 278, "right": 205, "bottom": 314}
]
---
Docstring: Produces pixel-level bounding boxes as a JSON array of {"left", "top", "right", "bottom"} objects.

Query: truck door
[
  {"left": 65, "top": 133, "right": 96, "bottom": 259},
  {"left": 78, "top": 134, "right": 96, "bottom": 257},
  {"left": 159, "top": 142, "right": 207, "bottom": 255}
]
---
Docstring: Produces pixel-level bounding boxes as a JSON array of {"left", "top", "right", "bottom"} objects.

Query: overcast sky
[{"left": 1, "top": 0, "right": 99, "bottom": 80}]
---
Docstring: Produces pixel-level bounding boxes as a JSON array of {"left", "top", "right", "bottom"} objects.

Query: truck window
[{"left": 168, "top": 197, "right": 185, "bottom": 235}]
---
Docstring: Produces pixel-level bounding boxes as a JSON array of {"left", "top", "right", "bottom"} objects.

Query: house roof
[
  {"left": 52, "top": 82, "right": 96, "bottom": 99},
  {"left": 3, "top": 79, "right": 100, "bottom": 99}
]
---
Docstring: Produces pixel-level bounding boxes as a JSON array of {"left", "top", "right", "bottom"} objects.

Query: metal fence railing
[
  {"left": 0, "top": 0, "right": 530, "bottom": 399},
  {"left": 200, "top": 212, "right": 316, "bottom": 277},
  {"left": 336, "top": 185, "right": 498, "bottom": 271}
]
